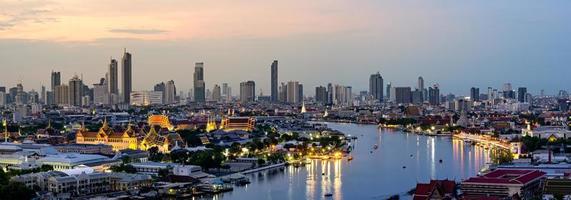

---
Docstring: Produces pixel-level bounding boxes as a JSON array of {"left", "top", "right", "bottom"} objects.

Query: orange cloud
[{"left": 0, "top": 0, "right": 374, "bottom": 42}]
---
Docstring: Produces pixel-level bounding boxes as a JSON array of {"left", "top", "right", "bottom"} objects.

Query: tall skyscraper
[
  {"left": 386, "top": 82, "right": 392, "bottom": 101},
  {"left": 50, "top": 71, "right": 61, "bottom": 104},
  {"left": 315, "top": 86, "right": 327, "bottom": 104},
  {"left": 270, "top": 60, "right": 278, "bottom": 102},
  {"left": 298, "top": 84, "right": 303, "bottom": 103},
  {"left": 428, "top": 84, "right": 440, "bottom": 105},
  {"left": 93, "top": 78, "right": 109, "bottom": 105},
  {"left": 369, "top": 72, "right": 383, "bottom": 102},
  {"left": 165, "top": 80, "right": 177, "bottom": 104},
  {"left": 40, "top": 85, "right": 46, "bottom": 104},
  {"left": 286, "top": 81, "right": 300, "bottom": 104},
  {"left": 417, "top": 76, "right": 424, "bottom": 91},
  {"left": 121, "top": 50, "right": 132, "bottom": 103},
  {"left": 194, "top": 62, "right": 206, "bottom": 103},
  {"left": 108, "top": 58, "right": 119, "bottom": 95},
  {"left": 470, "top": 87, "right": 480, "bottom": 101},
  {"left": 393, "top": 87, "right": 412, "bottom": 104},
  {"left": 518, "top": 87, "right": 527, "bottom": 103},
  {"left": 54, "top": 84, "right": 69, "bottom": 106},
  {"left": 327, "top": 83, "right": 334, "bottom": 105},
  {"left": 50, "top": 71, "right": 61, "bottom": 91},
  {"left": 412, "top": 89, "right": 423, "bottom": 104},
  {"left": 222, "top": 83, "right": 229, "bottom": 97},
  {"left": 418, "top": 76, "right": 426, "bottom": 101},
  {"left": 240, "top": 81, "right": 256, "bottom": 103},
  {"left": 212, "top": 84, "right": 221, "bottom": 102},
  {"left": 69, "top": 75, "right": 83, "bottom": 106}
]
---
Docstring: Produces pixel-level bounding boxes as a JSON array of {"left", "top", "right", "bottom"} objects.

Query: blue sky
[{"left": 0, "top": 0, "right": 569, "bottom": 96}]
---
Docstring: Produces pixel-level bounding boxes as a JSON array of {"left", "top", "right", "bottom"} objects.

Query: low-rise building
[
  {"left": 461, "top": 169, "right": 546, "bottom": 199},
  {"left": 11, "top": 168, "right": 152, "bottom": 197}
]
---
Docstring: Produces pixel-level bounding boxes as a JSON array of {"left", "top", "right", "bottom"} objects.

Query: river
[{"left": 204, "top": 122, "right": 490, "bottom": 200}]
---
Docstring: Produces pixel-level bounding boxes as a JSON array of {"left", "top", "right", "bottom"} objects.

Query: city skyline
[{"left": 1, "top": 0, "right": 570, "bottom": 95}]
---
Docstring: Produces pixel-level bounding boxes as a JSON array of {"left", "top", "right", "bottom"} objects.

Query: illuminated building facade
[
  {"left": 139, "top": 127, "right": 183, "bottom": 153},
  {"left": 147, "top": 115, "right": 174, "bottom": 131},
  {"left": 220, "top": 117, "right": 255, "bottom": 132},
  {"left": 75, "top": 120, "right": 138, "bottom": 151}
]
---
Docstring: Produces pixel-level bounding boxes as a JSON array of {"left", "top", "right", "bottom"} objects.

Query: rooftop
[{"left": 463, "top": 169, "right": 546, "bottom": 185}]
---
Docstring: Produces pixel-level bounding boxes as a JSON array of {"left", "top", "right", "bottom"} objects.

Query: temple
[
  {"left": 139, "top": 126, "right": 183, "bottom": 153},
  {"left": 219, "top": 117, "right": 255, "bottom": 132},
  {"left": 75, "top": 119, "right": 138, "bottom": 151},
  {"left": 147, "top": 115, "right": 174, "bottom": 131}
]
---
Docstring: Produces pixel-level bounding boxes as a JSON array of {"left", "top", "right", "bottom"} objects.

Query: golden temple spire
[
  {"left": 102, "top": 117, "right": 109, "bottom": 128},
  {"left": 3, "top": 119, "right": 8, "bottom": 143}
]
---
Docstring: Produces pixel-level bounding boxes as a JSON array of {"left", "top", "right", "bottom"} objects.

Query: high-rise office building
[
  {"left": 130, "top": 91, "right": 163, "bottom": 106},
  {"left": 0, "top": 92, "right": 5, "bottom": 106},
  {"left": 194, "top": 62, "right": 205, "bottom": 103},
  {"left": 369, "top": 72, "right": 383, "bottom": 102},
  {"left": 121, "top": 50, "right": 132, "bottom": 103},
  {"left": 393, "top": 87, "right": 412, "bottom": 104},
  {"left": 428, "top": 85, "right": 440, "bottom": 105},
  {"left": 54, "top": 84, "right": 69, "bottom": 106},
  {"left": 518, "top": 87, "right": 527, "bottom": 103},
  {"left": 470, "top": 87, "right": 480, "bottom": 101},
  {"left": 69, "top": 75, "right": 83, "bottom": 106},
  {"left": 418, "top": 76, "right": 424, "bottom": 91},
  {"left": 93, "top": 78, "right": 109, "bottom": 105},
  {"left": 222, "top": 83, "right": 229, "bottom": 97},
  {"left": 298, "top": 84, "right": 303, "bottom": 103},
  {"left": 327, "top": 83, "right": 334, "bottom": 105},
  {"left": 286, "top": 81, "right": 300, "bottom": 103},
  {"left": 212, "top": 84, "right": 221, "bottom": 102},
  {"left": 51, "top": 71, "right": 61, "bottom": 91},
  {"left": 418, "top": 76, "right": 427, "bottom": 101},
  {"left": 40, "top": 85, "right": 46, "bottom": 104},
  {"left": 412, "top": 89, "right": 423, "bottom": 104},
  {"left": 270, "top": 60, "right": 278, "bottom": 102},
  {"left": 109, "top": 58, "right": 119, "bottom": 95},
  {"left": 386, "top": 82, "right": 392, "bottom": 101},
  {"left": 315, "top": 86, "right": 328, "bottom": 104},
  {"left": 240, "top": 81, "right": 256, "bottom": 103},
  {"left": 165, "top": 80, "right": 177, "bottom": 104}
]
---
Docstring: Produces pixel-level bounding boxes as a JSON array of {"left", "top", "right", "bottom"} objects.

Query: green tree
[
  {"left": 0, "top": 181, "right": 35, "bottom": 200},
  {"left": 491, "top": 148, "right": 514, "bottom": 164}
]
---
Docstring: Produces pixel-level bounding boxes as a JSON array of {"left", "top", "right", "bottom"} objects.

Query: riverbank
[{"left": 210, "top": 123, "right": 491, "bottom": 200}]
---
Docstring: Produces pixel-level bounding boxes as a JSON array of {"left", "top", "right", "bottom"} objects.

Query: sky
[{"left": 0, "top": 0, "right": 570, "bottom": 96}]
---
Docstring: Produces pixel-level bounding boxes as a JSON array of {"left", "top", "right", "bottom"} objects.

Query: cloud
[
  {"left": 108, "top": 28, "right": 168, "bottom": 35},
  {"left": 0, "top": 8, "right": 55, "bottom": 30}
]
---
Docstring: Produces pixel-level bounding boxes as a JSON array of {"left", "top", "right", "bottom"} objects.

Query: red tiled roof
[
  {"left": 463, "top": 169, "right": 545, "bottom": 185},
  {"left": 413, "top": 180, "right": 456, "bottom": 200}
]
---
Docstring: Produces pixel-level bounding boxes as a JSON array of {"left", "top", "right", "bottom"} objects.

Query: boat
[
  {"left": 324, "top": 193, "right": 333, "bottom": 197},
  {"left": 347, "top": 155, "right": 353, "bottom": 161}
]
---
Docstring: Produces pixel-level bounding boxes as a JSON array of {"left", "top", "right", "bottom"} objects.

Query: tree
[
  {"left": 257, "top": 158, "right": 266, "bottom": 166},
  {"left": 158, "top": 168, "right": 170, "bottom": 179},
  {"left": 148, "top": 146, "right": 164, "bottom": 162},
  {"left": 0, "top": 181, "right": 35, "bottom": 200},
  {"left": 491, "top": 148, "right": 513, "bottom": 164}
]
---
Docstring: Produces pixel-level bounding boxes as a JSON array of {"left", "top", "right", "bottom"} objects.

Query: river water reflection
[{"left": 206, "top": 123, "right": 490, "bottom": 200}]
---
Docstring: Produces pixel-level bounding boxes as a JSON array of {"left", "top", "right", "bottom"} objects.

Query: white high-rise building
[
  {"left": 93, "top": 78, "right": 109, "bottom": 105},
  {"left": 68, "top": 75, "right": 83, "bottom": 106},
  {"left": 0, "top": 92, "right": 5, "bottom": 106},
  {"left": 286, "top": 81, "right": 300, "bottom": 104},
  {"left": 164, "top": 80, "right": 176, "bottom": 104},
  {"left": 212, "top": 84, "right": 221, "bottom": 102},
  {"left": 130, "top": 91, "right": 163, "bottom": 106}
]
